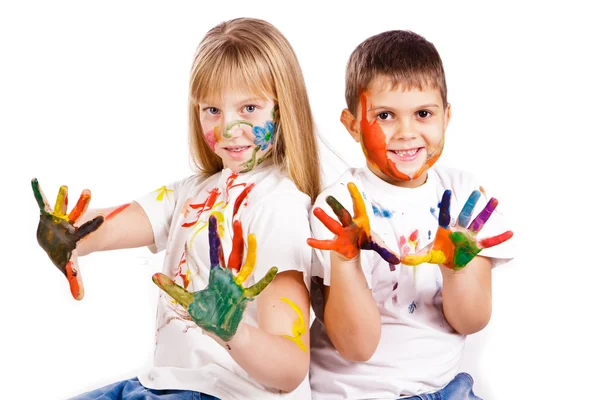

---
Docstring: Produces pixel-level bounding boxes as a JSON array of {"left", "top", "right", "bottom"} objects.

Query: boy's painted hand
[
  {"left": 402, "top": 190, "right": 513, "bottom": 271},
  {"left": 32, "top": 178, "right": 104, "bottom": 300},
  {"left": 307, "top": 182, "right": 400, "bottom": 264},
  {"left": 152, "top": 215, "right": 277, "bottom": 342}
]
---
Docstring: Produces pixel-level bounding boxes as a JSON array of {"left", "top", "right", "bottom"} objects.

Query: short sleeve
[
  {"left": 135, "top": 178, "right": 190, "bottom": 254},
  {"left": 309, "top": 177, "right": 375, "bottom": 287},
  {"left": 242, "top": 191, "right": 313, "bottom": 291}
]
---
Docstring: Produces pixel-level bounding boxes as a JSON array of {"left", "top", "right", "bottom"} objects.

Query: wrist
[{"left": 223, "top": 322, "right": 251, "bottom": 352}]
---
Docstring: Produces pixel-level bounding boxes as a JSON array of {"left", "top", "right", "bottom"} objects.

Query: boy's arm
[
  {"left": 323, "top": 252, "right": 381, "bottom": 362},
  {"left": 440, "top": 256, "right": 492, "bottom": 334}
]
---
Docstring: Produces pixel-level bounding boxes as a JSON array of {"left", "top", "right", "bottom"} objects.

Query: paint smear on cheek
[
  {"left": 359, "top": 93, "right": 410, "bottom": 181},
  {"left": 205, "top": 129, "right": 217, "bottom": 151}
]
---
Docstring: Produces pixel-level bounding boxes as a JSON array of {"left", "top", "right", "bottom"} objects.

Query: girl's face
[{"left": 199, "top": 88, "right": 277, "bottom": 173}]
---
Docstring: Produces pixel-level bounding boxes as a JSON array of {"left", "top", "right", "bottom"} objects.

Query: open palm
[{"left": 153, "top": 215, "right": 277, "bottom": 342}]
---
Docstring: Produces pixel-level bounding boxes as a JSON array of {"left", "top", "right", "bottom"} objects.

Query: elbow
[
  {"left": 338, "top": 343, "right": 377, "bottom": 362},
  {"left": 328, "top": 324, "right": 381, "bottom": 362},
  {"left": 275, "top": 359, "right": 309, "bottom": 393},
  {"left": 450, "top": 310, "right": 492, "bottom": 335}
]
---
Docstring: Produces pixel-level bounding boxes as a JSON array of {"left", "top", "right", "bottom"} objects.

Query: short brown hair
[{"left": 345, "top": 30, "right": 447, "bottom": 115}]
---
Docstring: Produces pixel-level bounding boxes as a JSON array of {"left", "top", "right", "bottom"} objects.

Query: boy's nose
[{"left": 393, "top": 120, "right": 417, "bottom": 140}]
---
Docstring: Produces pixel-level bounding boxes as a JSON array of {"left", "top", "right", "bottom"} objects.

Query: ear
[
  {"left": 443, "top": 103, "right": 452, "bottom": 131},
  {"left": 340, "top": 108, "right": 361, "bottom": 143}
]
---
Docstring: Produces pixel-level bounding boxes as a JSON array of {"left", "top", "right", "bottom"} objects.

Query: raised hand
[
  {"left": 32, "top": 178, "right": 104, "bottom": 300},
  {"left": 152, "top": 215, "right": 277, "bottom": 342},
  {"left": 307, "top": 182, "right": 400, "bottom": 264},
  {"left": 402, "top": 190, "right": 513, "bottom": 271}
]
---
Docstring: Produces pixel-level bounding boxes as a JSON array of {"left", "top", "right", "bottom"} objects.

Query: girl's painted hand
[
  {"left": 31, "top": 178, "right": 104, "bottom": 300},
  {"left": 307, "top": 182, "right": 400, "bottom": 264},
  {"left": 152, "top": 215, "right": 277, "bottom": 342},
  {"left": 402, "top": 190, "right": 513, "bottom": 271}
]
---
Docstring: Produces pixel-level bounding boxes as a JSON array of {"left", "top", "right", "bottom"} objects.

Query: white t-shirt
[
  {"left": 309, "top": 166, "right": 515, "bottom": 400},
  {"left": 135, "top": 161, "right": 312, "bottom": 400}
]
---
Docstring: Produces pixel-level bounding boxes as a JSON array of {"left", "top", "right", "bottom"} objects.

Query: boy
[{"left": 308, "top": 30, "right": 514, "bottom": 399}]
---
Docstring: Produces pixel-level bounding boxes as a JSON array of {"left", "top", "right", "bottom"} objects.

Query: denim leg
[
  {"left": 69, "top": 377, "right": 221, "bottom": 400},
  {"left": 399, "top": 373, "right": 481, "bottom": 400}
]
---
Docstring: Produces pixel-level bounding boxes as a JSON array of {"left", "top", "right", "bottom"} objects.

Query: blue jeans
[
  {"left": 69, "top": 377, "right": 220, "bottom": 400},
  {"left": 401, "top": 373, "right": 482, "bottom": 400}
]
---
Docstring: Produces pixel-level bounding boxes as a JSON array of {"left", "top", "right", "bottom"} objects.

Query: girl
[{"left": 33, "top": 17, "right": 320, "bottom": 400}]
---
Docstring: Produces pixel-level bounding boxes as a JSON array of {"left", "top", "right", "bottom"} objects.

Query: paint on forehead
[{"left": 358, "top": 92, "right": 443, "bottom": 182}]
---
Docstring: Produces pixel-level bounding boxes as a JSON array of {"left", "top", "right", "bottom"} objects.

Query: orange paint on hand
[{"left": 65, "top": 261, "right": 83, "bottom": 300}]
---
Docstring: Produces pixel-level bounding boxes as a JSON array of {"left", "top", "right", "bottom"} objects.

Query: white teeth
[
  {"left": 227, "top": 146, "right": 249, "bottom": 152},
  {"left": 394, "top": 149, "right": 418, "bottom": 156}
]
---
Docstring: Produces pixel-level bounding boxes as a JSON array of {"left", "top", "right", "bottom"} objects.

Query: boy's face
[
  {"left": 199, "top": 86, "right": 277, "bottom": 173},
  {"left": 342, "top": 75, "right": 451, "bottom": 188}
]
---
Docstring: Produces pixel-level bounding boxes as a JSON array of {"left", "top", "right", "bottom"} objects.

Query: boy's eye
[
  {"left": 244, "top": 105, "right": 257, "bottom": 113},
  {"left": 377, "top": 112, "right": 391, "bottom": 120},
  {"left": 417, "top": 110, "right": 431, "bottom": 118}
]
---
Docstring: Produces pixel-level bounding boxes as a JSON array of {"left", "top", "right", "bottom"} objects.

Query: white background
[{"left": 1, "top": 1, "right": 598, "bottom": 399}]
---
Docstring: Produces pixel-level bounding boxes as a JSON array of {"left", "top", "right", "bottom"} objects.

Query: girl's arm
[
  {"left": 440, "top": 256, "right": 492, "bottom": 334},
  {"left": 322, "top": 253, "right": 381, "bottom": 362},
  {"left": 75, "top": 202, "right": 154, "bottom": 256},
  {"left": 226, "top": 270, "right": 310, "bottom": 392}
]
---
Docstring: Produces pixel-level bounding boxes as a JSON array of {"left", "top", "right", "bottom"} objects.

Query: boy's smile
[{"left": 342, "top": 75, "right": 451, "bottom": 188}]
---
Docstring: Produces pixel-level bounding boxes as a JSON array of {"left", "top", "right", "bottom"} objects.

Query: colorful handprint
[
  {"left": 31, "top": 178, "right": 104, "bottom": 300},
  {"left": 307, "top": 182, "right": 400, "bottom": 264},
  {"left": 152, "top": 215, "right": 277, "bottom": 342},
  {"left": 402, "top": 190, "right": 513, "bottom": 270}
]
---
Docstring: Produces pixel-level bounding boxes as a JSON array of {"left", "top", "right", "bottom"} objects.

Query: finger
[
  {"left": 439, "top": 190, "right": 452, "bottom": 228},
  {"left": 372, "top": 242, "right": 400, "bottom": 264},
  {"left": 457, "top": 191, "right": 481, "bottom": 228},
  {"left": 31, "top": 178, "right": 51, "bottom": 212},
  {"left": 234, "top": 233, "right": 257, "bottom": 285},
  {"left": 208, "top": 215, "right": 223, "bottom": 269},
  {"left": 306, "top": 238, "right": 337, "bottom": 251},
  {"left": 244, "top": 266, "right": 278, "bottom": 298},
  {"left": 469, "top": 197, "right": 499, "bottom": 233},
  {"left": 479, "top": 230, "right": 513, "bottom": 248},
  {"left": 65, "top": 254, "right": 85, "bottom": 301},
  {"left": 75, "top": 216, "right": 104, "bottom": 241},
  {"left": 325, "top": 196, "right": 353, "bottom": 227},
  {"left": 54, "top": 185, "right": 69, "bottom": 217},
  {"left": 402, "top": 252, "right": 434, "bottom": 266},
  {"left": 313, "top": 208, "right": 344, "bottom": 235},
  {"left": 227, "top": 220, "right": 244, "bottom": 272},
  {"left": 152, "top": 273, "right": 194, "bottom": 309},
  {"left": 368, "top": 231, "right": 400, "bottom": 264},
  {"left": 68, "top": 189, "right": 91, "bottom": 223},
  {"left": 347, "top": 182, "right": 368, "bottom": 229}
]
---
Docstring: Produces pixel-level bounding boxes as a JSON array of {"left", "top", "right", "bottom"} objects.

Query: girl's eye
[
  {"left": 377, "top": 112, "right": 391, "bottom": 120},
  {"left": 244, "top": 105, "right": 257, "bottom": 113},
  {"left": 207, "top": 107, "right": 220, "bottom": 115},
  {"left": 417, "top": 110, "right": 431, "bottom": 118}
]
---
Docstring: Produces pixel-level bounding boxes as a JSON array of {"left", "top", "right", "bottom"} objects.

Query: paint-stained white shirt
[
  {"left": 309, "top": 166, "right": 515, "bottom": 399},
  {"left": 135, "top": 161, "right": 312, "bottom": 400}
]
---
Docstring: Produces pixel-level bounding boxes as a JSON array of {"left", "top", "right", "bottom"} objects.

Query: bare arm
[
  {"left": 226, "top": 271, "right": 310, "bottom": 392},
  {"left": 75, "top": 202, "right": 154, "bottom": 256},
  {"left": 440, "top": 255, "right": 492, "bottom": 334},
  {"left": 323, "top": 252, "right": 380, "bottom": 362}
]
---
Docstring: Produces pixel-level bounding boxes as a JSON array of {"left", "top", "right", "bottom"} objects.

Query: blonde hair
[
  {"left": 188, "top": 18, "right": 321, "bottom": 202},
  {"left": 345, "top": 30, "right": 448, "bottom": 115}
]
